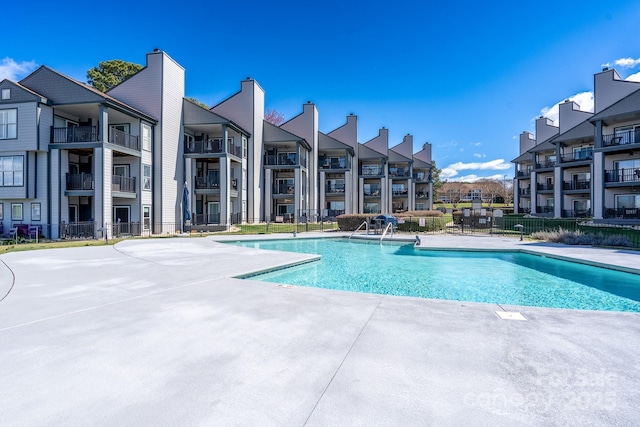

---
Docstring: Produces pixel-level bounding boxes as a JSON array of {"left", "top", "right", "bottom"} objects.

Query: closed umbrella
[{"left": 183, "top": 184, "right": 191, "bottom": 222}]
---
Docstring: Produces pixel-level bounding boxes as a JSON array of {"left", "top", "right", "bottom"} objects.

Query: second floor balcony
[
  {"left": 326, "top": 184, "right": 345, "bottom": 194},
  {"left": 415, "top": 191, "right": 429, "bottom": 199},
  {"left": 66, "top": 173, "right": 94, "bottom": 191},
  {"left": 519, "top": 188, "right": 531, "bottom": 196},
  {"left": 51, "top": 126, "right": 140, "bottom": 150},
  {"left": 603, "top": 129, "right": 640, "bottom": 147},
  {"left": 112, "top": 175, "right": 136, "bottom": 193},
  {"left": 319, "top": 156, "right": 348, "bottom": 170},
  {"left": 536, "top": 183, "right": 554, "bottom": 191},
  {"left": 535, "top": 160, "right": 556, "bottom": 169},
  {"left": 516, "top": 170, "right": 531, "bottom": 178},
  {"left": 563, "top": 180, "right": 590, "bottom": 190},
  {"left": 265, "top": 153, "right": 302, "bottom": 167},
  {"left": 604, "top": 169, "right": 640, "bottom": 183}
]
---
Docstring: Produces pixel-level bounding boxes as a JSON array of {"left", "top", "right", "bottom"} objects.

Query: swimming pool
[{"left": 231, "top": 238, "right": 640, "bottom": 312}]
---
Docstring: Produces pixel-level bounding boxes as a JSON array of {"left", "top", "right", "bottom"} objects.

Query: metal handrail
[
  {"left": 349, "top": 221, "right": 370, "bottom": 239},
  {"left": 380, "top": 222, "right": 394, "bottom": 241}
]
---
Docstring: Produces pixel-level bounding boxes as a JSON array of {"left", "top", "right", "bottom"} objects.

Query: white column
[
  {"left": 358, "top": 177, "right": 364, "bottom": 213},
  {"left": 264, "top": 169, "right": 272, "bottom": 221},
  {"left": 220, "top": 157, "right": 230, "bottom": 224},
  {"left": 50, "top": 149, "right": 61, "bottom": 239},
  {"left": 592, "top": 152, "right": 604, "bottom": 219},
  {"left": 94, "top": 146, "right": 113, "bottom": 238},
  {"left": 554, "top": 167, "right": 562, "bottom": 218},
  {"left": 530, "top": 172, "right": 537, "bottom": 214},
  {"left": 319, "top": 170, "right": 326, "bottom": 217},
  {"left": 344, "top": 170, "right": 353, "bottom": 214},
  {"left": 294, "top": 167, "right": 302, "bottom": 222}
]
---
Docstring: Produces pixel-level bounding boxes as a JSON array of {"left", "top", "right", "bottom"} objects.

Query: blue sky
[{"left": 4, "top": 1, "right": 640, "bottom": 181}]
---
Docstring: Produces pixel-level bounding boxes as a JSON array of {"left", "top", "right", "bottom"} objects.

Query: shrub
[
  {"left": 336, "top": 214, "right": 378, "bottom": 231},
  {"left": 530, "top": 228, "right": 633, "bottom": 248}
]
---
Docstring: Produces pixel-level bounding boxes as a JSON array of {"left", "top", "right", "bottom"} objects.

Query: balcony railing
[
  {"left": 605, "top": 169, "right": 640, "bottom": 183},
  {"left": 193, "top": 213, "right": 221, "bottom": 224},
  {"left": 195, "top": 177, "right": 219, "bottom": 189},
  {"left": 51, "top": 126, "right": 98, "bottom": 143},
  {"left": 535, "top": 161, "right": 556, "bottom": 169},
  {"left": 536, "top": 183, "right": 554, "bottom": 191},
  {"left": 413, "top": 174, "right": 429, "bottom": 182},
  {"left": 265, "top": 155, "right": 299, "bottom": 166},
  {"left": 389, "top": 170, "right": 410, "bottom": 178},
  {"left": 602, "top": 130, "right": 640, "bottom": 147},
  {"left": 519, "top": 188, "right": 531, "bottom": 196},
  {"left": 561, "top": 153, "right": 593, "bottom": 163},
  {"left": 363, "top": 189, "right": 380, "bottom": 196},
  {"left": 319, "top": 157, "right": 347, "bottom": 169},
  {"left": 109, "top": 128, "right": 139, "bottom": 150},
  {"left": 392, "top": 189, "right": 408, "bottom": 196},
  {"left": 415, "top": 192, "right": 429, "bottom": 199},
  {"left": 112, "top": 175, "right": 136, "bottom": 193},
  {"left": 360, "top": 166, "right": 384, "bottom": 176},
  {"left": 563, "top": 180, "right": 590, "bottom": 190},
  {"left": 273, "top": 184, "right": 295, "bottom": 195},
  {"left": 66, "top": 173, "right": 94, "bottom": 190},
  {"left": 516, "top": 170, "right": 531, "bottom": 177},
  {"left": 563, "top": 209, "right": 591, "bottom": 218},
  {"left": 536, "top": 206, "right": 554, "bottom": 213},
  {"left": 326, "top": 184, "right": 345, "bottom": 193},
  {"left": 604, "top": 208, "right": 640, "bottom": 219}
]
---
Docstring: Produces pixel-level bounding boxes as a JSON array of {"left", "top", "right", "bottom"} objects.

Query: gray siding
[
  {"left": 0, "top": 102, "right": 38, "bottom": 152},
  {"left": 20, "top": 67, "right": 104, "bottom": 104}
]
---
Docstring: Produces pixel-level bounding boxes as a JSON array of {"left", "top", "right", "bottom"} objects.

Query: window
[
  {"left": 0, "top": 109, "right": 17, "bottom": 139},
  {"left": 573, "top": 146, "right": 593, "bottom": 160},
  {"left": 362, "top": 164, "right": 381, "bottom": 175},
  {"left": 616, "top": 195, "right": 640, "bottom": 209},
  {"left": 0, "top": 203, "right": 3, "bottom": 220},
  {"left": 364, "top": 183, "right": 379, "bottom": 196},
  {"left": 11, "top": 203, "right": 22, "bottom": 221},
  {"left": 31, "top": 203, "right": 41, "bottom": 221},
  {"left": 614, "top": 124, "right": 640, "bottom": 145},
  {"left": 242, "top": 168, "right": 247, "bottom": 190},
  {"left": 242, "top": 136, "right": 247, "bottom": 158},
  {"left": 0, "top": 156, "right": 23, "bottom": 186},
  {"left": 363, "top": 203, "right": 379, "bottom": 214},
  {"left": 143, "top": 164, "right": 151, "bottom": 190},
  {"left": 142, "top": 123, "right": 152, "bottom": 151},
  {"left": 1, "top": 89, "right": 9, "bottom": 100},
  {"left": 143, "top": 206, "right": 151, "bottom": 230}
]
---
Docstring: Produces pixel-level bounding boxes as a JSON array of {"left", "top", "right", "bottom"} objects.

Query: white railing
[{"left": 349, "top": 221, "right": 370, "bottom": 239}]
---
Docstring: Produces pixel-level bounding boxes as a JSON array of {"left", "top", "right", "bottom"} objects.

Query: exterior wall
[
  {"left": 212, "top": 79, "right": 264, "bottom": 222},
  {"left": 535, "top": 117, "right": 559, "bottom": 144},
  {"left": 519, "top": 132, "right": 535, "bottom": 154},
  {"left": 328, "top": 115, "right": 358, "bottom": 214},
  {"left": 38, "top": 105, "right": 53, "bottom": 151},
  {"left": 558, "top": 101, "right": 592, "bottom": 133},
  {"left": 1, "top": 102, "right": 38, "bottom": 152}
]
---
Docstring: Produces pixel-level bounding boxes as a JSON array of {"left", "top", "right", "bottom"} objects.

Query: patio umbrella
[{"left": 183, "top": 183, "right": 191, "bottom": 222}]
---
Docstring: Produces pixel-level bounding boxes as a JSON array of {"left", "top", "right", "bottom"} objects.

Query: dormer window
[{"left": 1, "top": 89, "right": 9, "bottom": 100}]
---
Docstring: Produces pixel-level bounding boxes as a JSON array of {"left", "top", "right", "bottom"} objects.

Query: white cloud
[
  {"left": 626, "top": 71, "right": 640, "bottom": 82},
  {"left": 0, "top": 57, "right": 38, "bottom": 81},
  {"left": 540, "top": 91, "right": 594, "bottom": 124},
  {"left": 441, "top": 159, "right": 511, "bottom": 179},
  {"left": 614, "top": 57, "right": 640, "bottom": 68},
  {"left": 473, "top": 153, "right": 486, "bottom": 158}
]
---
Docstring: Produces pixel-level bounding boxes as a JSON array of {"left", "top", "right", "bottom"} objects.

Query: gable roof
[
  {"left": 589, "top": 87, "right": 640, "bottom": 125},
  {"left": 412, "top": 158, "right": 431, "bottom": 168},
  {"left": 0, "top": 79, "right": 48, "bottom": 103},
  {"left": 20, "top": 66, "right": 156, "bottom": 123},
  {"left": 549, "top": 119, "right": 594, "bottom": 145},
  {"left": 263, "top": 121, "right": 311, "bottom": 150},
  {"left": 359, "top": 143, "right": 387, "bottom": 160},
  {"left": 318, "top": 132, "right": 354, "bottom": 154},
  {"left": 388, "top": 148, "right": 411, "bottom": 163},
  {"left": 183, "top": 99, "right": 250, "bottom": 135}
]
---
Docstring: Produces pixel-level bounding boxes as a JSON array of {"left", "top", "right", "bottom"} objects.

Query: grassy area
[
  {"left": 218, "top": 222, "right": 339, "bottom": 235},
  {"left": 0, "top": 239, "right": 118, "bottom": 255},
  {"left": 433, "top": 203, "right": 512, "bottom": 210}
]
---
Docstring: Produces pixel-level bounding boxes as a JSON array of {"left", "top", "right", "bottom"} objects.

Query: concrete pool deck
[{"left": 0, "top": 233, "right": 639, "bottom": 425}]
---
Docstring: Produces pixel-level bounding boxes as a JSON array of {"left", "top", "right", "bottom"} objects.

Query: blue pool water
[{"left": 230, "top": 238, "right": 640, "bottom": 312}]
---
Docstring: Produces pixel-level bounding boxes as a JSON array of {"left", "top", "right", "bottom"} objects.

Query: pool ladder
[
  {"left": 380, "top": 222, "right": 394, "bottom": 241},
  {"left": 349, "top": 221, "right": 370, "bottom": 239}
]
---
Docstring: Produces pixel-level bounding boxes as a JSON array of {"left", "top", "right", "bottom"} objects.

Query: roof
[
  {"left": 263, "top": 121, "right": 311, "bottom": 150},
  {"left": 511, "top": 151, "right": 532, "bottom": 163},
  {"left": 412, "top": 158, "right": 431, "bottom": 168},
  {"left": 318, "top": 132, "right": 354, "bottom": 154},
  {"left": 550, "top": 119, "right": 594, "bottom": 145},
  {"left": 358, "top": 143, "right": 387, "bottom": 160},
  {"left": 0, "top": 79, "right": 48, "bottom": 103},
  {"left": 19, "top": 66, "right": 156, "bottom": 123},
  {"left": 388, "top": 148, "right": 412, "bottom": 163},
  {"left": 530, "top": 138, "right": 556, "bottom": 153},
  {"left": 589, "top": 87, "right": 640, "bottom": 125},
  {"left": 183, "top": 99, "right": 250, "bottom": 136}
]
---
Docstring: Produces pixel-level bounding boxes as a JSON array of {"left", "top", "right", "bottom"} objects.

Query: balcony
[
  {"left": 536, "top": 183, "right": 554, "bottom": 191},
  {"left": 389, "top": 168, "right": 410, "bottom": 178},
  {"left": 319, "top": 157, "right": 347, "bottom": 170},
  {"left": 192, "top": 213, "right": 221, "bottom": 225},
  {"left": 413, "top": 173, "right": 429, "bottom": 182},
  {"left": 519, "top": 188, "right": 531, "bottom": 196},
  {"left": 392, "top": 188, "right": 408, "bottom": 196},
  {"left": 66, "top": 173, "right": 94, "bottom": 190},
  {"left": 326, "top": 184, "right": 345, "bottom": 194},
  {"left": 360, "top": 165, "right": 384, "bottom": 176},
  {"left": 516, "top": 170, "right": 531, "bottom": 178},
  {"left": 265, "top": 154, "right": 299, "bottom": 166},
  {"left": 109, "top": 127, "right": 139, "bottom": 150},
  {"left": 112, "top": 175, "right": 136, "bottom": 193},
  {"left": 184, "top": 139, "right": 243, "bottom": 157},
  {"left": 604, "top": 208, "right": 640, "bottom": 219},
  {"left": 605, "top": 169, "right": 640, "bottom": 183},
  {"left": 415, "top": 191, "right": 429, "bottom": 199},
  {"left": 535, "top": 161, "right": 556, "bottom": 169},
  {"left": 563, "top": 209, "right": 591, "bottom": 218},
  {"left": 536, "top": 206, "right": 554, "bottom": 213},
  {"left": 563, "top": 180, "right": 590, "bottom": 190},
  {"left": 273, "top": 184, "right": 295, "bottom": 195},
  {"left": 602, "top": 130, "right": 640, "bottom": 147},
  {"left": 561, "top": 152, "right": 593, "bottom": 163},
  {"left": 363, "top": 188, "right": 380, "bottom": 197},
  {"left": 51, "top": 126, "right": 98, "bottom": 143}
]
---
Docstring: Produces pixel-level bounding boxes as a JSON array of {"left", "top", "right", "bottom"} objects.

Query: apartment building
[
  {"left": 0, "top": 49, "right": 434, "bottom": 238},
  {"left": 513, "top": 68, "right": 640, "bottom": 225}
]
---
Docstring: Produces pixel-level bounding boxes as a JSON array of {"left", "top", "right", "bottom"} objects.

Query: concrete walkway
[{"left": 0, "top": 234, "right": 639, "bottom": 426}]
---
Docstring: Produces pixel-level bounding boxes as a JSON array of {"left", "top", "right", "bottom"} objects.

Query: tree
[
  {"left": 474, "top": 179, "right": 504, "bottom": 205},
  {"left": 264, "top": 109, "right": 285, "bottom": 126},
  {"left": 441, "top": 181, "right": 466, "bottom": 208},
  {"left": 87, "top": 60, "right": 143, "bottom": 92},
  {"left": 503, "top": 178, "right": 514, "bottom": 207},
  {"left": 430, "top": 160, "right": 443, "bottom": 200},
  {"left": 186, "top": 97, "right": 210, "bottom": 109}
]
